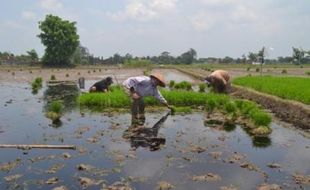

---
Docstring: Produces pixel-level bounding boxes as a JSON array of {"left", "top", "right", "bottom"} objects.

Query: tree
[
  {"left": 179, "top": 48, "right": 197, "bottom": 64},
  {"left": 38, "top": 15, "right": 79, "bottom": 66},
  {"left": 292, "top": 47, "right": 304, "bottom": 65},
  {"left": 27, "top": 49, "right": 39, "bottom": 62},
  {"left": 72, "top": 45, "right": 90, "bottom": 65},
  {"left": 248, "top": 52, "right": 258, "bottom": 63}
]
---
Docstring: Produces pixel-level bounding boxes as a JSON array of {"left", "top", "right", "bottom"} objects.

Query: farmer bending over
[
  {"left": 205, "top": 70, "right": 231, "bottom": 93},
  {"left": 122, "top": 73, "right": 171, "bottom": 122},
  {"left": 89, "top": 76, "right": 113, "bottom": 93}
]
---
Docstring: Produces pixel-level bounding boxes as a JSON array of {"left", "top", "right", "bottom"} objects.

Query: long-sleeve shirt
[{"left": 122, "top": 76, "right": 167, "bottom": 104}]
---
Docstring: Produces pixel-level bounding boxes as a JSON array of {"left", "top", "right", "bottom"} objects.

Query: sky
[{"left": 0, "top": 0, "right": 309, "bottom": 59}]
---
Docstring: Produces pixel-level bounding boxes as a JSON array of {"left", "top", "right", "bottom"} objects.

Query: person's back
[
  {"left": 205, "top": 70, "right": 231, "bottom": 93},
  {"left": 89, "top": 77, "right": 113, "bottom": 92}
]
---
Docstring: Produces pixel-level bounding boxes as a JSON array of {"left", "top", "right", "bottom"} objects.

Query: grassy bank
[{"left": 233, "top": 76, "right": 310, "bottom": 104}]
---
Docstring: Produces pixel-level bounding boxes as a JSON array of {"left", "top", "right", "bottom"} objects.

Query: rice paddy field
[
  {"left": 0, "top": 66, "right": 309, "bottom": 190},
  {"left": 233, "top": 76, "right": 310, "bottom": 104}
]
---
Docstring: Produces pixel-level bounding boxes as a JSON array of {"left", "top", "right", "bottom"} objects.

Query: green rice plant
[
  {"left": 246, "top": 67, "right": 251, "bottom": 71},
  {"left": 88, "top": 70, "right": 91, "bottom": 74},
  {"left": 48, "top": 100, "right": 63, "bottom": 114},
  {"left": 174, "top": 81, "right": 192, "bottom": 91},
  {"left": 46, "top": 100, "right": 63, "bottom": 122},
  {"left": 281, "top": 69, "right": 287, "bottom": 74},
  {"left": 169, "top": 80, "right": 175, "bottom": 88},
  {"left": 256, "top": 68, "right": 260, "bottom": 72},
  {"left": 206, "top": 97, "right": 217, "bottom": 114},
  {"left": 250, "top": 110, "right": 271, "bottom": 126},
  {"left": 251, "top": 126, "right": 272, "bottom": 136},
  {"left": 124, "top": 59, "right": 151, "bottom": 68},
  {"left": 198, "top": 83, "right": 207, "bottom": 92},
  {"left": 170, "top": 106, "right": 192, "bottom": 115},
  {"left": 233, "top": 76, "right": 310, "bottom": 104},
  {"left": 93, "top": 69, "right": 96, "bottom": 73},
  {"left": 65, "top": 73, "right": 69, "bottom": 77},
  {"left": 50, "top": 75, "right": 56, "bottom": 80},
  {"left": 305, "top": 71, "right": 310, "bottom": 76},
  {"left": 31, "top": 77, "right": 43, "bottom": 91}
]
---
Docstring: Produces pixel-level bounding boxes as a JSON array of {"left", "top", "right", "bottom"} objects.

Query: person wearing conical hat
[
  {"left": 122, "top": 73, "right": 171, "bottom": 122},
  {"left": 204, "top": 70, "right": 231, "bottom": 94}
]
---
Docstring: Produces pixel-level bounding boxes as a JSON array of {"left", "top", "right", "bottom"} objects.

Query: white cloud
[
  {"left": 109, "top": 0, "right": 178, "bottom": 22},
  {"left": 21, "top": 11, "right": 36, "bottom": 21},
  {"left": 190, "top": 12, "right": 216, "bottom": 32},
  {"left": 39, "top": 0, "right": 63, "bottom": 11}
]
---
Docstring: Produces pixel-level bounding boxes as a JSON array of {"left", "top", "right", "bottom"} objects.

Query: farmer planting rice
[
  {"left": 122, "top": 73, "right": 172, "bottom": 123},
  {"left": 205, "top": 70, "right": 231, "bottom": 94},
  {"left": 89, "top": 76, "right": 113, "bottom": 92}
]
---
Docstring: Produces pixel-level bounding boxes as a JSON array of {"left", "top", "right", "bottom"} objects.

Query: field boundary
[{"left": 231, "top": 85, "right": 310, "bottom": 130}]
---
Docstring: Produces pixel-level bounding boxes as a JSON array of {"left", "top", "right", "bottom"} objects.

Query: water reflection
[
  {"left": 252, "top": 136, "right": 272, "bottom": 148},
  {"left": 204, "top": 119, "right": 272, "bottom": 148},
  {"left": 43, "top": 83, "right": 79, "bottom": 113},
  {"left": 123, "top": 112, "right": 170, "bottom": 151}
]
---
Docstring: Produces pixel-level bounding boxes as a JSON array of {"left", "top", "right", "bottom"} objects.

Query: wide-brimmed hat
[{"left": 150, "top": 73, "right": 166, "bottom": 87}]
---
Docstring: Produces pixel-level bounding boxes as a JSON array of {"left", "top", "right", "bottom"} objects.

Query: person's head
[
  {"left": 204, "top": 76, "right": 213, "bottom": 87},
  {"left": 150, "top": 73, "right": 166, "bottom": 87},
  {"left": 105, "top": 76, "right": 113, "bottom": 85}
]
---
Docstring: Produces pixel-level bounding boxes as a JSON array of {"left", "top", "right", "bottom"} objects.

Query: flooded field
[{"left": 0, "top": 79, "right": 309, "bottom": 190}]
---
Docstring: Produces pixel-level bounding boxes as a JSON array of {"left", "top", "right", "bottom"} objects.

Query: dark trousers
[{"left": 131, "top": 98, "right": 145, "bottom": 118}]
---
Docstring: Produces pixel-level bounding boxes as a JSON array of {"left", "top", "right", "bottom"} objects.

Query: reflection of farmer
[
  {"left": 205, "top": 70, "right": 231, "bottom": 93},
  {"left": 122, "top": 73, "right": 171, "bottom": 122},
  {"left": 89, "top": 77, "right": 113, "bottom": 93},
  {"left": 123, "top": 111, "right": 170, "bottom": 151}
]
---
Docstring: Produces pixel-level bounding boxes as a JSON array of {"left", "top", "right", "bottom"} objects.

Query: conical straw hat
[{"left": 150, "top": 73, "right": 166, "bottom": 87}]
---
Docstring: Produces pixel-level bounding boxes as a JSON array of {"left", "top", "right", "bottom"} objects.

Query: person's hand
[{"left": 131, "top": 92, "right": 140, "bottom": 99}]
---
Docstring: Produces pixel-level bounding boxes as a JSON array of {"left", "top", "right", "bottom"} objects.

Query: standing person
[
  {"left": 89, "top": 76, "right": 113, "bottom": 92},
  {"left": 122, "top": 73, "right": 171, "bottom": 122},
  {"left": 204, "top": 70, "right": 231, "bottom": 93}
]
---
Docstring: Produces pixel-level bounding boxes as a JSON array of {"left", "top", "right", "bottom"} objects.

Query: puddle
[{"left": 0, "top": 82, "right": 309, "bottom": 190}]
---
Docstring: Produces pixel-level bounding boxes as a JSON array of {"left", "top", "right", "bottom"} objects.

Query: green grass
[
  {"left": 233, "top": 76, "right": 310, "bottom": 104},
  {"left": 31, "top": 77, "right": 43, "bottom": 93}
]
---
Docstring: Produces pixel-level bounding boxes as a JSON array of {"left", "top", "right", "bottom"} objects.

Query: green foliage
[
  {"left": 38, "top": 15, "right": 79, "bottom": 66},
  {"left": 124, "top": 59, "right": 151, "bottom": 67},
  {"left": 233, "top": 76, "right": 310, "bottom": 104},
  {"left": 198, "top": 83, "right": 207, "bottom": 92},
  {"left": 48, "top": 100, "right": 63, "bottom": 114},
  {"left": 174, "top": 81, "right": 192, "bottom": 91},
  {"left": 26, "top": 49, "right": 39, "bottom": 62},
  {"left": 169, "top": 80, "right": 175, "bottom": 88},
  {"left": 31, "top": 77, "right": 43, "bottom": 93},
  {"left": 78, "top": 86, "right": 271, "bottom": 128}
]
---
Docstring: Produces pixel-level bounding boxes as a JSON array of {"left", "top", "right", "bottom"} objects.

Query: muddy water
[{"left": 0, "top": 82, "right": 309, "bottom": 190}]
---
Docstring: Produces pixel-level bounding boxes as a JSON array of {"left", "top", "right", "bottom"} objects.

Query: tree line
[{"left": 0, "top": 15, "right": 309, "bottom": 66}]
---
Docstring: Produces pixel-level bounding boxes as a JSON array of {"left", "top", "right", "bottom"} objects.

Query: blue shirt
[{"left": 122, "top": 76, "right": 167, "bottom": 104}]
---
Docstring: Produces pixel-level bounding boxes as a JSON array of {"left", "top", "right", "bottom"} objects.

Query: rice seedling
[
  {"left": 255, "top": 68, "right": 260, "bottom": 72},
  {"left": 246, "top": 67, "right": 251, "bottom": 71},
  {"left": 46, "top": 100, "right": 63, "bottom": 122},
  {"left": 11, "top": 72, "right": 15, "bottom": 75},
  {"left": 31, "top": 77, "right": 43, "bottom": 91},
  {"left": 169, "top": 80, "right": 175, "bottom": 88},
  {"left": 281, "top": 69, "right": 287, "bottom": 74},
  {"left": 174, "top": 81, "right": 192, "bottom": 91},
  {"left": 50, "top": 75, "right": 56, "bottom": 80},
  {"left": 233, "top": 75, "right": 310, "bottom": 104},
  {"left": 65, "top": 73, "right": 69, "bottom": 77},
  {"left": 198, "top": 83, "right": 207, "bottom": 92},
  {"left": 305, "top": 71, "right": 310, "bottom": 76}
]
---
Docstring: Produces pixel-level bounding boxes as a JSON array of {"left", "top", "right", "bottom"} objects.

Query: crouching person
[
  {"left": 89, "top": 76, "right": 113, "bottom": 93},
  {"left": 205, "top": 70, "right": 231, "bottom": 93},
  {"left": 122, "top": 73, "right": 171, "bottom": 123}
]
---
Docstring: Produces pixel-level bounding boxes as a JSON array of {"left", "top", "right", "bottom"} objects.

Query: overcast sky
[{"left": 0, "top": 0, "right": 309, "bottom": 58}]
